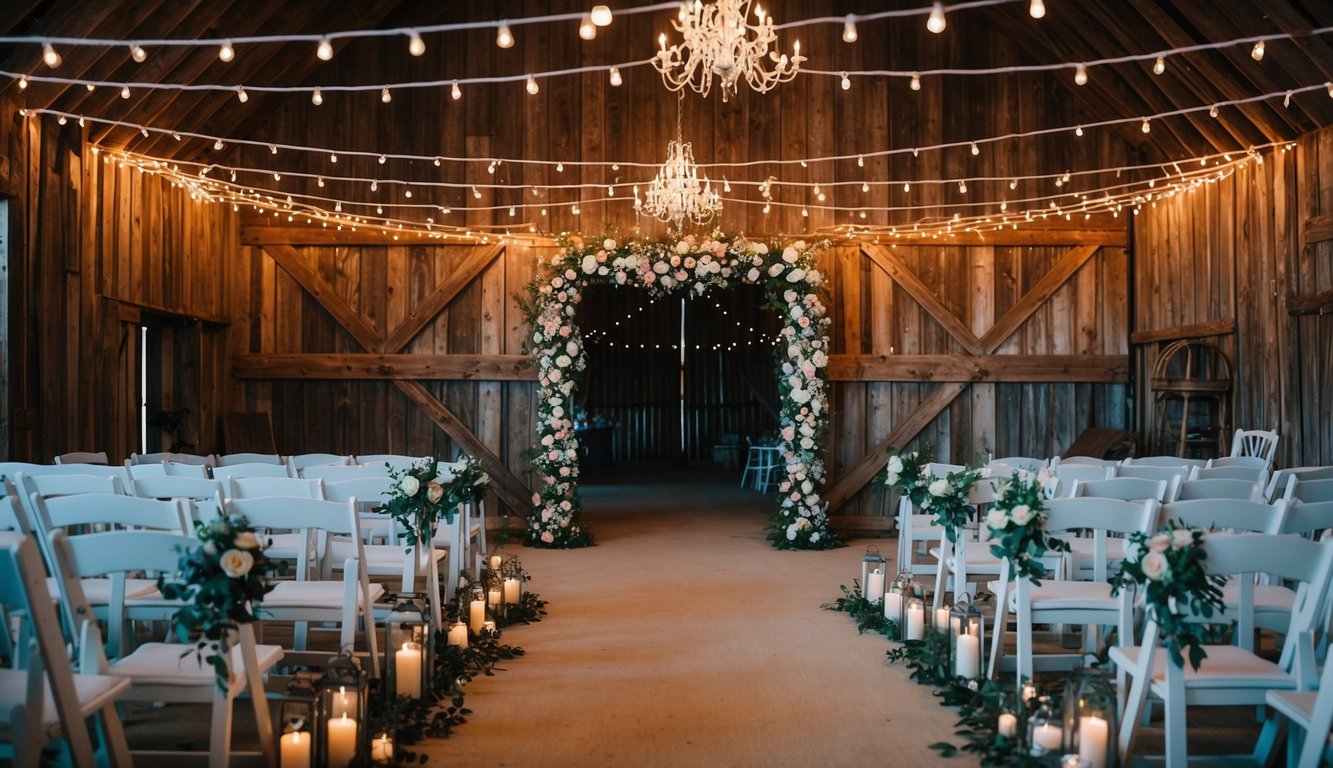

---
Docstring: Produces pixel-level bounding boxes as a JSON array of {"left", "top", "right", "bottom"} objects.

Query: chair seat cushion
[
  {"left": 1109, "top": 645, "right": 1291, "bottom": 690},
  {"left": 108, "top": 641, "right": 284, "bottom": 686},
  {"left": 0, "top": 668, "right": 131, "bottom": 730},
  {"left": 264, "top": 580, "right": 385, "bottom": 606}
]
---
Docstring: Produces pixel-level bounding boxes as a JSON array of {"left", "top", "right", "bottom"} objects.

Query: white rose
[
  {"left": 615, "top": 271, "right": 627, "bottom": 285},
  {"left": 784, "top": 289, "right": 798, "bottom": 303},
  {"left": 768, "top": 263, "right": 784, "bottom": 277},
  {"left": 790, "top": 306, "right": 805, "bottom": 319},
  {"left": 1010, "top": 504, "right": 1033, "bottom": 525},
  {"left": 566, "top": 340, "right": 578, "bottom": 356},
  {"left": 928, "top": 478, "right": 951, "bottom": 497},
  {"left": 812, "top": 350, "right": 828, "bottom": 367},
  {"left": 399, "top": 475, "right": 421, "bottom": 496},
  {"left": 754, "top": 243, "right": 769, "bottom": 254},
  {"left": 747, "top": 267, "right": 760, "bottom": 282},
  {"left": 603, "top": 238, "right": 617, "bottom": 250},
  {"left": 888, "top": 455, "right": 904, "bottom": 473},
  {"left": 786, "top": 268, "right": 806, "bottom": 283},
  {"left": 581, "top": 255, "right": 598, "bottom": 273},
  {"left": 986, "top": 508, "right": 1009, "bottom": 529},
  {"left": 653, "top": 261, "right": 669, "bottom": 274},
  {"left": 556, "top": 355, "right": 572, "bottom": 368},
  {"left": 782, "top": 246, "right": 799, "bottom": 264},
  {"left": 1171, "top": 529, "right": 1195, "bottom": 550},
  {"left": 886, "top": 471, "right": 900, "bottom": 485},
  {"left": 800, "top": 437, "right": 814, "bottom": 449},
  {"left": 220, "top": 548, "right": 254, "bottom": 579},
  {"left": 676, "top": 240, "right": 690, "bottom": 254},
  {"left": 786, "top": 524, "right": 798, "bottom": 541},
  {"left": 1141, "top": 551, "right": 1171, "bottom": 581},
  {"left": 790, "top": 387, "right": 811, "bottom": 404}
]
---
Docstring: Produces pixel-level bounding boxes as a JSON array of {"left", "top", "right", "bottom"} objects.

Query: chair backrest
[
  {"left": 988, "top": 456, "right": 1046, "bottom": 473},
  {"left": 1072, "top": 476, "right": 1171, "bottom": 503},
  {"left": 212, "top": 462, "right": 295, "bottom": 483},
  {"left": 299, "top": 463, "right": 390, "bottom": 481},
  {"left": 1116, "top": 464, "right": 1195, "bottom": 488},
  {"left": 0, "top": 494, "right": 33, "bottom": 534},
  {"left": 223, "top": 497, "right": 362, "bottom": 580},
  {"left": 1175, "top": 478, "right": 1262, "bottom": 502},
  {"left": 130, "top": 452, "right": 216, "bottom": 467},
  {"left": 1266, "top": 466, "right": 1333, "bottom": 502},
  {"left": 354, "top": 455, "right": 429, "bottom": 473},
  {"left": 323, "top": 477, "right": 395, "bottom": 505},
  {"left": 921, "top": 462, "right": 964, "bottom": 477},
  {"left": 1160, "top": 498, "right": 1286, "bottom": 534},
  {"left": 1052, "top": 464, "right": 1114, "bottom": 498},
  {"left": 31, "top": 492, "right": 191, "bottom": 542},
  {"left": 123, "top": 459, "right": 211, "bottom": 480},
  {"left": 227, "top": 476, "right": 325, "bottom": 500},
  {"left": 131, "top": 476, "right": 225, "bottom": 520},
  {"left": 1054, "top": 456, "right": 1120, "bottom": 467},
  {"left": 1043, "top": 497, "right": 1159, "bottom": 581},
  {"left": 1281, "top": 500, "right": 1333, "bottom": 537},
  {"left": 1123, "top": 455, "right": 1209, "bottom": 468},
  {"left": 1283, "top": 478, "right": 1333, "bottom": 504},
  {"left": 12, "top": 462, "right": 131, "bottom": 485},
  {"left": 1194, "top": 465, "right": 1267, "bottom": 483},
  {"left": 14, "top": 470, "right": 125, "bottom": 500},
  {"left": 1207, "top": 456, "right": 1268, "bottom": 471},
  {"left": 216, "top": 453, "right": 285, "bottom": 466},
  {"left": 1230, "top": 429, "right": 1279, "bottom": 465},
  {"left": 53, "top": 451, "right": 109, "bottom": 465},
  {"left": 288, "top": 453, "right": 354, "bottom": 472}
]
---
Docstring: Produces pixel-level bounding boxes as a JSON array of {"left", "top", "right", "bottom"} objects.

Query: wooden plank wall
[
  {"left": 0, "top": 98, "right": 248, "bottom": 462},
  {"left": 1132, "top": 126, "right": 1333, "bottom": 467}
]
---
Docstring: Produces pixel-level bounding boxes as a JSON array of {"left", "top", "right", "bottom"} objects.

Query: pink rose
[
  {"left": 684, "top": 257, "right": 696, "bottom": 269},
  {"left": 532, "top": 493, "right": 541, "bottom": 505},
  {"left": 540, "top": 531, "right": 555, "bottom": 543},
  {"left": 426, "top": 482, "right": 445, "bottom": 503},
  {"left": 670, "top": 255, "right": 681, "bottom": 267},
  {"left": 643, "top": 272, "right": 656, "bottom": 284},
  {"left": 798, "top": 316, "right": 810, "bottom": 327},
  {"left": 559, "top": 326, "right": 571, "bottom": 337}
]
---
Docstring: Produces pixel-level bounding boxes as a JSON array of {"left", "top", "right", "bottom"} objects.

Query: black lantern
[
  {"left": 1062, "top": 667, "right": 1117, "bottom": 768},
  {"left": 384, "top": 593, "right": 434, "bottom": 700},
  {"left": 318, "top": 652, "right": 368, "bottom": 768},
  {"left": 860, "top": 545, "right": 887, "bottom": 605},
  {"left": 279, "top": 676, "right": 317, "bottom": 768},
  {"left": 501, "top": 554, "right": 524, "bottom": 607}
]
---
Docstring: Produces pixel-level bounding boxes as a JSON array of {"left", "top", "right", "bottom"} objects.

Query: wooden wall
[
  {"left": 1132, "top": 126, "right": 1333, "bottom": 467},
  {"left": 0, "top": 98, "right": 248, "bottom": 463}
]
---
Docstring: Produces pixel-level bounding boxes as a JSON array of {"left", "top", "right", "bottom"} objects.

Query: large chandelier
[
  {"left": 653, "top": 0, "right": 804, "bottom": 102},
  {"left": 638, "top": 97, "right": 722, "bottom": 230}
]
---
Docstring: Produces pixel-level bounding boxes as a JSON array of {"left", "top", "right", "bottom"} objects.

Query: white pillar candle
[
  {"left": 504, "top": 577, "right": 520, "bottom": 604},
  {"left": 934, "top": 608, "right": 951, "bottom": 633},
  {"left": 865, "top": 568, "right": 885, "bottom": 605},
  {"left": 1078, "top": 716, "right": 1109, "bottom": 768},
  {"left": 955, "top": 633, "right": 981, "bottom": 678},
  {"left": 906, "top": 604, "right": 925, "bottom": 640},
  {"left": 326, "top": 713, "right": 358, "bottom": 768},
  {"left": 280, "top": 730, "right": 311, "bottom": 768},
  {"left": 394, "top": 641, "right": 423, "bottom": 699},
  {"left": 997, "top": 713, "right": 1018, "bottom": 739},
  {"left": 1031, "top": 723, "right": 1063, "bottom": 755},
  {"left": 447, "top": 622, "right": 469, "bottom": 649},
  {"left": 370, "top": 733, "right": 394, "bottom": 764},
  {"left": 488, "top": 588, "right": 502, "bottom": 608},
  {"left": 469, "top": 598, "right": 485, "bottom": 632},
  {"left": 883, "top": 592, "right": 902, "bottom": 621}
]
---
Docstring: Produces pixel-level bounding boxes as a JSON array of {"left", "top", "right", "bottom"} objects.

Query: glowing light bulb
[
  {"left": 496, "top": 23, "right": 514, "bottom": 48},
  {"left": 1141, "top": 117, "right": 1151, "bottom": 134},
  {"left": 317, "top": 38, "right": 333, "bottom": 60},
  {"left": 408, "top": 31, "right": 426, "bottom": 56},
  {"left": 970, "top": 142, "right": 980, "bottom": 156},
  {"left": 842, "top": 14, "right": 858, "bottom": 43},
  {"left": 1210, "top": 104, "right": 1219, "bottom": 118},
  {"left": 840, "top": 72, "right": 851, "bottom": 90},
  {"left": 130, "top": 44, "right": 147, "bottom": 63},
  {"left": 526, "top": 74, "right": 539, "bottom": 95},
  {"left": 42, "top": 42, "right": 60, "bottom": 68},
  {"left": 214, "top": 139, "right": 224, "bottom": 150},
  {"left": 1074, "top": 125, "right": 1083, "bottom": 137},
  {"left": 18, "top": 75, "right": 27, "bottom": 90},
  {"left": 1251, "top": 40, "right": 1264, "bottom": 61},
  {"left": 381, "top": 87, "right": 391, "bottom": 103},
  {"left": 378, "top": 155, "right": 387, "bottom": 165},
  {"left": 451, "top": 81, "right": 462, "bottom": 100},
  {"left": 1074, "top": 63, "right": 1088, "bottom": 85},
  {"left": 910, "top": 72, "right": 921, "bottom": 91},
  {"left": 609, "top": 66, "right": 622, "bottom": 86},
  {"left": 236, "top": 86, "right": 248, "bottom": 103},
  {"left": 579, "top": 17, "right": 597, "bottom": 40},
  {"left": 121, "top": 84, "right": 131, "bottom": 99},
  {"left": 926, "top": 3, "right": 946, "bottom": 33},
  {"left": 861, "top": 182, "right": 869, "bottom": 192},
  {"left": 311, "top": 87, "right": 323, "bottom": 105},
  {"left": 219, "top": 41, "right": 234, "bottom": 62},
  {"left": 903, "top": 181, "right": 910, "bottom": 192},
  {"left": 591, "top": 5, "right": 613, "bottom": 26},
  {"left": 1029, "top": 0, "right": 1045, "bottom": 18},
  {"left": 1153, "top": 56, "right": 1165, "bottom": 75},
  {"left": 330, "top": 153, "right": 338, "bottom": 162}
]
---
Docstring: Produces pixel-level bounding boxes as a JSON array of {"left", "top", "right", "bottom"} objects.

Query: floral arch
[{"left": 523, "top": 233, "right": 842, "bottom": 551}]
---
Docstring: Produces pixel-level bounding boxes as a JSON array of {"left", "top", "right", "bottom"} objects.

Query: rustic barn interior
[{"left": 2, "top": 0, "right": 1333, "bottom": 764}]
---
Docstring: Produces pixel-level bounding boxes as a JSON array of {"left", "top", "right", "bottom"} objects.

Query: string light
[
  {"left": 840, "top": 72, "right": 851, "bottom": 90},
  {"left": 842, "top": 14, "right": 858, "bottom": 43},
  {"left": 408, "top": 31, "right": 426, "bottom": 56},
  {"left": 130, "top": 43, "right": 147, "bottom": 62},
  {"left": 970, "top": 142, "right": 980, "bottom": 156},
  {"left": 120, "top": 84, "right": 130, "bottom": 99},
  {"left": 311, "top": 87, "right": 323, "bottom": 105},
  {"left": 451, "top": 81, "right": 462, "bottom": 100},
  {"left": 1141, "top": 117, "right": 1151, "bottom": 133},
  {"left": 1251, "top": 40, "right": 1265, "bottom": 61},
  {"left": 579, "top": 17, "right": 597, "bottom": 40},
  {"left": 496, "top": 22, "right": 514, "bottom": 48},
  {"left": 1075, "top": 125, "right": 1083, "bottom": 136},
  {"left": 526, "top": 74, "right": 539, "bottom": 94},
  {"left": 926, "top": 3, "right": 946, "bottom": 33},
  {"left": 236, "top": 86, "right": 248, "bottom": 102},
  {"left": 1074, "top": 63, "right": 1088, "bottom": 85},
  {"left": 1153, "top": 56, "right": 1165, "bottom": 75},
  {"left": 910, "top": 72, "right": 921, "bottom": 90},
  {"left": 591, "top": 5, "right": 613, "bottom": 26},
  {"left": 42, "top": 42, "right": 60, "bottom": 68},
  {"left": 381, "top": 87, "right": 391, "bottom": 103},
  {"left": 219, "top": 41, "right": 234, "bottom": 62},
  {"left": 1029, "top": 0, "right": 1045, "bottom": 19},
  {"left": 609, "top": 66, "right": 622, "bottom": 86},
  {"left": 17, "top": 75, "right": 26, "bottom": 90},
  {"left": 316, "top": 38, "right": 333, "bottom": 60}
]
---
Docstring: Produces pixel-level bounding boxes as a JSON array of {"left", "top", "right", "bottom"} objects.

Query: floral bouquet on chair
[
  {"left": 985, "top": 472, "right": 1070, "bottom": 585},
  {"left": 922, "top": 467, "right": 982, "bottom": 543},
  {"left": 883, "top": 450, "right": 929, "bottom": 505},
  {"left": 159, "top": 514, "right": 282, "bottom": 689},
  {"left": 385, "top": 456, "right": 491, "bottom": 551},
  {"left": 1113, "top": 521, "right": 1226, "bottom": 671}
]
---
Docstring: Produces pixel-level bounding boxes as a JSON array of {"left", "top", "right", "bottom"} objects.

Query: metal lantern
[
  {"left": 501, "top": 554, "right": 524, "bottom": 607},
  {"left": 1027, "top": 696, "right": 1064, "bottom": 758},
  {"left": 384, "top": 594, "right": 434, "bottom": 701},
  {"left": 318, "top": 652, "right": 368, "bottom": 768},
  {"left": 860, "top": 545, "right": 887, "bottom": 604},
  {"left": 884, "top": 569, "right": 914, "bottom": 626},
  {"left": 904, "top": 594, "right": 926, "bottom": 641},
  {"left": 278, "top": 676, "right": 317, "bottom": 768},
  {"left": 949, "top": 593, "right": 985, "bottom": 679},
  {"left": 1062, "top": 667, "right": 1118, "bottom": 768}
]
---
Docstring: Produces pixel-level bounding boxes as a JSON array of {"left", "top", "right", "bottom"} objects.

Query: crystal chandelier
[
  {"left": 653, "top": 0, "right": 805, "bottom": 102},
  {"left": 638, "top": 97, "right": 722, "bottom": 230}
]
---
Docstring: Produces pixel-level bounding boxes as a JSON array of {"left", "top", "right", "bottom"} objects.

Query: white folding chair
[
  {"left": 1267, "top": 636, "right": 1333, "bottom": 768},
  {"left": 53, "top": 451, "right": 109, "bottom": 465},
  {"left": 738, "top": 442, "right": 781, "bottom": 492},
  {"left": 129, "top": 452, "right": 215, "bottom": 467},
  {"left": 216, "top": 453, "right": 284, "bottom": 466},
  {"left": 1054, "top": 456, "right": 1120, "bottom": 468},
  {"left": 355, "top": 454, "right": 430, "bottom": 473},
  {"left": 223, "top": 496, "right": 384, "bottom": 667},
  {"left": 930, "top": 475, "right": 1004, "bottom": 612},
  {"left": 1123, "top": 455, "right": 1209, "bottom": 469},
  {"left": 1112, "top": 465, "right": 1191, "bottom": 496},
  {"left": 1051, "top": 463, "right": 1114, "bottom": 498},
  {"left": 1175, "top": 478, "right": 1263, "bottom": 502},
  {"left": 1231, "top": 429, "right": 1279, "bottom": 467},
  {"left": 988, "top": 457, "right": 1047, "bottom": 473},
  {"left": 131, "top": 475, "right": 225, "bottom": 521},
  {"left": 1267, "top": 466, "right": 1333, "bottom": 503},
  {"left": 288, "top": 453, "right": 354, "bottom": 473},
  {"left": 1112, "top": 533, "right": 1333, "bottom": 766},
  {"left": 211, "top": 461, "right": 294, "bottom": 483},
  {"left": 1207, "top": 455, "right": 1270, "bottom": 471},
  {"left": 439, "top": 460, "right": 488, "bottom": 580},
  {"left": 1194, "top": 464, "right": 1268, "bottom": 485},
  {"left": 0, "top": 532, "right": 132, "bottom": 768},
  {"left": 123, "top": 459, "right": 211, "bottom": 480},
  {"left": 224, "top": 477, "right": 326, "bottom": 575},
  {"left": 50, "top": 529, "right": 279, "bottom": 768},
  {"left": 1283, "top": 478, "right": 1333, "bottom": 504},
  {"left": 299, "top": 463, "right": 390, "bottom": 482},
  {"left": 894, "top": 462, "right": 964, "bottom": 580}
]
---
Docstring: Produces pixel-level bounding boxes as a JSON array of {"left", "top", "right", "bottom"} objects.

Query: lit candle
[
  {"left": 327, "top": 713, "right": 358, "bottom": 768},
  {"left": 483, "top": 620, "right": 496, "bottom": 633},
  {"left": 1078, "top": 716, "right": 1109, "bottom": 768},
  {"left": 955, "top": 633, "right": 981, "bottom": 678},
  {"left": 370, "top": 732, "right": 394, "bottom": 764},
  {"left": 1022, "top": 682, "right": 1037, "bottom": 703},
  {"left": 333, "top": 685, "right": 357, "bottom": 718},
  {"left": 883, "top": 592, "right": 902, "bottom": 621},
  {"left": 865, "top": 568, "right": 885, "bottom": 605},
  {"left": 488, "top": 588, "right": 502, "bottom": 608},
  {"left": 934, "top": 607, "right": 950, "bottom": 633},
  {"left": 905, "top": 603, "right": 925, "bottom": 641},
  {"left": 394, "top": 641, "right": 423, "bottom": 699},
  {"left": 503, "top": 577, "right": 520, "bottom": 604},
  {"left": 447, "top": 622, "right": 468, "bottom": 649},
  {"left": 997, "top": 713, "right": 1017, "bottom": 739},
  {"left": 280, "top": 730, "right": 311, "bottom": 768},
  {"left": 1031, "top": 723, "right": 1063, "bottom": 755},
  {"left": 469, "top": 598, "right": 485, "bottom": 632}
]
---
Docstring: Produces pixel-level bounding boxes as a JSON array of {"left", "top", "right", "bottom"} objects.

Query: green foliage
[
  {"left": 382, "top": 457, "right": 491, "bottom": 550},
  {"left": 983, "top": 471, "right": 1070, "bottom": 585},
  {"left": 822, "top": 581, "right": 894, "bottom": 636},
  {"left": 883, "top": 451, "right": 982, "bottom": 543}
]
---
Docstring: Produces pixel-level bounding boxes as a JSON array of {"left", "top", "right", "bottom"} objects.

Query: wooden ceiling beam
[
  {"left": 0, "top": 0, "right": 47, "bottom": 37},
  {"left": 1218, "top": 0, "right": 1333, "bottom": 129},
  {"left": 0, "top": 0, "right": 128, "bottom": 101}
]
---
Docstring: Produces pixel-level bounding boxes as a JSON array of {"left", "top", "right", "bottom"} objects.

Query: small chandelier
[
  {"left": 653, "top": 0, "right": 804, "bottom": 102},
  {"left": 638, "top": 95, "right": 722, "bottom": 230}
]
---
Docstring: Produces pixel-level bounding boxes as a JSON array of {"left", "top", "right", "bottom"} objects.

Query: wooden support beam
[
  {"left": 1287, "top": 289, "right": 1333, "bottom": 316},
  {"left": 231, "top": 353, "right": 536, "bottom": 380},
  {"left": 979, "top": 245, "right": 1100, "bottom": 352},
  {"left": 262, "top": 245, "right": 383, "bottom": 352},
  {"left": 848, "top": 227, "right": 1126, "bottom": 248},
  {"left": 827, "top": 354, "right": 1128, "bottom": 383},
  {"left": 1130, "top": 318, "right": 1236, "bottom": 345},
  {"left": 823, "top": 382, "right": 968, "bottom": 512},
  {"left": 1305, "top": 212, "right": 1333, "bottom": 247},
  {"left": 379, "top": 243, "right": 505, "bottom": 353},
  {"left": 861, "top": 244, "right": 984, "bottom": 355},
  {"left": 393, "top": 380, "right": 531, "bottom": 515}
]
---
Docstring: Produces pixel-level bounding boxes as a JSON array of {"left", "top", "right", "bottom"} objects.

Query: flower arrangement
[
  {"left": 883, "top": 449, "right": 929, "bottom": 505},
  {"left": 1113, "top": 520, "right": 1226, "bottom": 671},
  {"left": 985, "top": 472, "right": 1070, "bottom": 584},
  {"left": 384, "top": 457, "right": 489, "bottom": 550},
  {"left": 159, "top": 514, "right": 283, "bottom": 689},
  {"left": 523, "top": 232, "right": 839, "bottom": 550}
]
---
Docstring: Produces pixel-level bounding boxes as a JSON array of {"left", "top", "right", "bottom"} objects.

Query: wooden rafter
[
  {"left": 379, "top": 243, "right": 504, "bottom": 353},
  {"left": 827, "top": 354, "right": 1126, "bottom": 382},
  {"left": 232, "top": 353, "right": 534, "bottom": 380}
]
